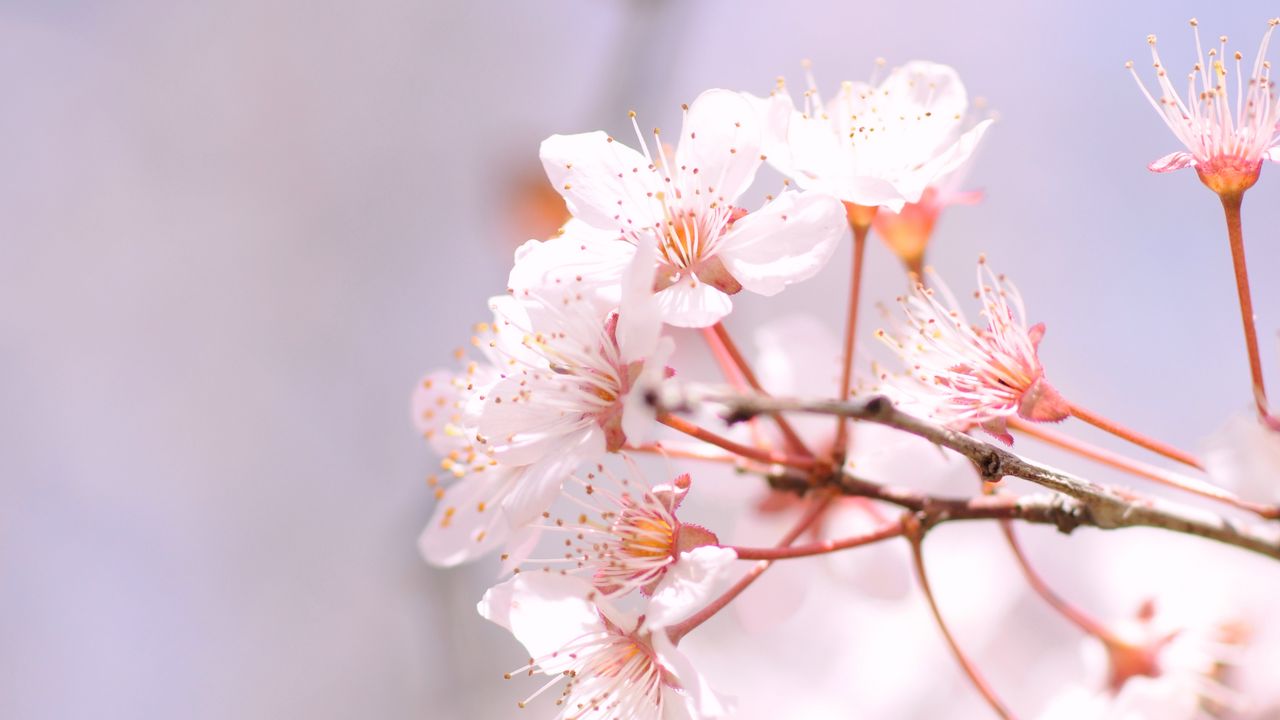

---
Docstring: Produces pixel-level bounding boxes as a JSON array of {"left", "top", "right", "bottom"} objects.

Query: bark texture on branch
[{"left": 657, "top": 389, "right": 1280, "bottom": 561}]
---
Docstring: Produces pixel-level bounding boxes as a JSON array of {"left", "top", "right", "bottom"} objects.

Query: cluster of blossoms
[{"left": 415, "top": 18, "right": 1280, "bottom": 718}]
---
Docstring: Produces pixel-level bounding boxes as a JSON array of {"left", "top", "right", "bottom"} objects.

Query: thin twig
[
  {"left": 998, "top": 520, "right": 1113, "bottom": 640},
  {"left": 1009, "top": 418, "right": 1278, "bottom": 519},
  {"left": 708, "top": 322, "right": 812, "bottom": 457},
  {"left": 657, "top": 412, "right": 815, "bottom": 471},
  {"left": 725, "top": 522, "right": 904, "bottom": 560},
  {"left": 904, "top": 515, "right": 1017, "bottom": 719},
  {"left": 666, "top": 490, "right": 835, "bottom": 643}
]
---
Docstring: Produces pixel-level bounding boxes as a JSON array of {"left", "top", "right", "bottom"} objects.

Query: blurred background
[{"left": 4, "top": 1, "right": 1279, "bottom": 718}]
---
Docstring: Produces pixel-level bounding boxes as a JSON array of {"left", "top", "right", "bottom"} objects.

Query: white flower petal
[
  {"left": 617, "top": 228, "right": 662, "bottom": 363},
  {"left": 418, "top": 470, "right": 516, "bottom": 567},
  {"left": 621, "top": 335, "right": 675, "bottom": 445},
  {"left": 878, "top": 61, "right": 970, "bottom": 149},
  {"left": 742, "top": 90, "right": 793, "bottom": 171},
  {"left": 674, "top": 89, "right": 764, "bottom": 204},
  {"left": 477, "top": 573, "right": 603, "bottom": 673},
  {"left": 655, "top": 278, "right": 733, "bottom": 328},
  {"left": 717, "top": 190, "right": 846, "bottom": 296},
  {"left": 652, "top": 632, "right": 732, "bottom": 718},
  {"left": 478, "top": 375, "right": 595, "bottom": 465},
  {"left": 485, "top": 294, "right": 548, "bottom": 370},
  {"left": 779, "top": 111, "right": 843, "bottom": 193},
  {"left": 907, "top": 117, "right": 994, "bottom": 201},
  {"left": 508, "top": 221, "right": 635, "bottom": 305},
  {"left": 498, "top": 431, "right": 599, "bottom": 526},
  {"left": 540, "top": 131, "right": 663, "bottom": 232},
  {"left": 645, "top": 546, "right": 738, "bottom": 630}
]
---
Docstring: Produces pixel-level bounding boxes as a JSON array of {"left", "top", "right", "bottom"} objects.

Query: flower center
[
  {"left": 657, "top": 207, "right": 728, "bottom": 270},
  {"left": 617, "top": 513, "right": 676, "bottom": 560}
]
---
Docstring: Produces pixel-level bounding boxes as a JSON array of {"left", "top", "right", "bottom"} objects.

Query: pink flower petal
[{"left": 1147, "top": 150, "right": 1196, "bottom": 173}]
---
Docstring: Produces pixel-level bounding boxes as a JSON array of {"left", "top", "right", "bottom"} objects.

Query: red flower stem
[
  {"left": 998, "top": 519, "right": 1115, "bottom": 642},
  {"left": 905, "top": 518, "right": 1017, "bottom": 720},
  {"left": 1066, "top": 401, "right": 1204, "bottom": 471},
  {"left": 708, "top": 322, "right": 812, "bottom": 457},
  {"left": 622, "top": 442, "right": 740, "bottom": 465},
  {"left": 1219, "top": 191, "right": 1279, "bottom": 427},
  {"left": 657, "top": 413, "right": 815, "bottom": 471},
  {"left": 1009, "top": 418, "right": 1278, "bottom": 519},
  {"left": 834, "top": 206, "right": 875, "bottom": 459},
  {"left": 699, "top": 326, "right": 776, "bottom": 453},
  {"left": 700, "top": 326, "right": 749, "bottom": 391},
  {"left": 724, "top": 522, "right": 904, "bottom": 560},
  {"left": 667, "top": 491, "right": 835, "bottom": 644}
]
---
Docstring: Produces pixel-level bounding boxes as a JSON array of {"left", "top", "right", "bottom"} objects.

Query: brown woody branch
[{"left": 654, "top": 388, "right": 1280, "bottom": 561}]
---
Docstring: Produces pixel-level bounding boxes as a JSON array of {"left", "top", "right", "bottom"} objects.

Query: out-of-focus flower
[
  {"left": 505, "top": 165, "right": 571, "bottom": 249},
  {"left": 1206, "top": 411, "right": 1280, "bottom": 501},
  {"left": 1128, "top": 18, "right": 1280, "bottom": 195},
  {"left": 755, "top": 60, "right": 993, "bottom": 214},
  {"left": 515, "top": 89, "right": 847, "bottom": 328},
  {"left": 412, "top": 343, "right": 537, "bottom": 566},
  {"left": 875, "top": 258, "right": 1068, "bottom": 443},
  {"left": 479, "top": 573, "right": 730, "bottom": 719},
  {"left": 1038, "top": 600, "right": 1247, "bottom": 720}
]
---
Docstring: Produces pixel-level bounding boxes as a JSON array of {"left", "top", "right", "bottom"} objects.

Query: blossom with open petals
[
  {"left": 476, "top": 281, "right": 669, "bottom": 517},
  {"left": 413, "top": 247, "right": 668, "bottom": 566},
  {"left": 875, "top": 258, "right": 1068, "bottom": 443},
  {"left": 516, "top": 463, "right": 735, "bottom": 627},
  {"left": 479, "top": 573, "right": 730, "bottom": 719},
  {"left": 513, "top": 89, "right": 847, "bottom": 328},
  {"left": 756, "top": 60, "right": 993, "bottom": 213},
  {"left": 1128, "top": 18, "right": 1280, "bottom": 195}
]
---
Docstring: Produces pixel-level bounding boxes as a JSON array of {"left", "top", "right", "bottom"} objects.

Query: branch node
[
  {"left": 1047, "top": 496, "right": 1084, "bottom": 535},
  {"left": 864, "top": 394, "right": 892, "bottom": 419},
  {"left": 977, "top": 449, "right": 1003, "bottom": 481}
]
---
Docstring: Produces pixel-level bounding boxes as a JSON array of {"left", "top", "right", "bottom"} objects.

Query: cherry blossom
[
  {"left": 755, "top": 60, "right": 993, "bottom": 213},
  {"left": 411, "top": 353, "right": 530, "bottom": 566},
  {"left": 513, "top": 462, "right": 737, "bottom": 625},
  {"left": 1127, "top": 19, "right": 1280, "bottom": 194},
  {"left": 412, "top": 244, "right": 669, "bottom": 566},
  {"left": 514, "top": 89, "right": 848, "bottom": 328},
  {"left": 479, "top": 573, "right": 730, "bottom": 719},
  {"left": 409, "top": 22, "right": 1280, "bottom": 716},
  {"left": 875, "top": 258, "right": 1068, "bottom": 443},
  {"left": 870, "top": 108, "right": 988, "bottom": 274},
  {"left": 1038, "top": 601, "right": 1247, "bottom": 720}
]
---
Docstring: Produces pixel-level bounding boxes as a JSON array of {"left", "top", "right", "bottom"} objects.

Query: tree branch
[{"left": 656, "top": 389, "right": 1280, "bottom": 561}]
